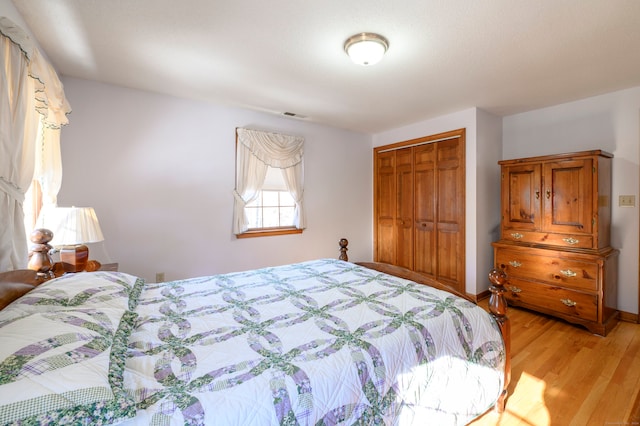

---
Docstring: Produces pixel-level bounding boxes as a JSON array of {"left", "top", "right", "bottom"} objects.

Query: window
[
  {"left": 245, "top": 167, "right": 295, "bottom": 229},
  {"left": 246, "top": 190, "right": 296, "bottom": 229},
  {"left": 233, "top": 128, "right": 305, "bottom": 238}
]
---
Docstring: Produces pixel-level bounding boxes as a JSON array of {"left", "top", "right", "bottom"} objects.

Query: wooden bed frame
[{"left": 0, "top": 235, "right": 511, "bottom": 414}]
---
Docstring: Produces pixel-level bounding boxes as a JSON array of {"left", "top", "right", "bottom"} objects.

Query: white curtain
[
  {"left": 233, "top": 128, "right": 305, "bottom": 234},
  {"left": 32, "top": 124, "right": 64, "bottom": 229},
  {"left": 0, "top": 18, "right": 70, "bottom": 271}
]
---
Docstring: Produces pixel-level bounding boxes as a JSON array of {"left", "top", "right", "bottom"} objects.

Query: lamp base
[{"left": 60, "top": 244, "right": 89, "bottom": 273}]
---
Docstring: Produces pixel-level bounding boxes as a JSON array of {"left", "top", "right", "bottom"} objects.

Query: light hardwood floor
[{"left": 470, "top": 302, "right": 640, "bottom": 426}]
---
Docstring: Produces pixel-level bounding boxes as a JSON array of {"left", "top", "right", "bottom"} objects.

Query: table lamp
[{"left": 41, "top": 206, "right": 105, "bottom": 272}]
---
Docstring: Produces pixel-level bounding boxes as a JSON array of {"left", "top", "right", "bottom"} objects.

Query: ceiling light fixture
[{"left": 344, "top": 32, "right": 389, "bottom": 66}]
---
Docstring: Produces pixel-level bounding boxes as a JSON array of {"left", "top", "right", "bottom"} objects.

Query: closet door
[
  {"left": 375, "top": 151, "right": 396, "bottom": 264},
  {"left": 395, "top": 148, "right": 414, "bottom": 269},
  {"left": 414, "top": 144, "right": 436, "bottom": 276},
  {"left": 435, "top": 138, "right": 465, "bottom": 288},
  {"left": 373, "top": 129, "right": 466, "bottom": 293}
]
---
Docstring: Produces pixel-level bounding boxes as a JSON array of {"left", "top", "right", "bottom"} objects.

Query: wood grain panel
[
  {"left": 375, "top": 151, "right": 395, "bottom": 264},
  {"left": 396, "top": 149, "right": 413, "bottom": 269},
  {"left": 502, "top": 163, "right": 542, "bottom": 231},
  {"left": 543, "top": 158, "right": 593, "bottom": 234},
  {"left": 414, "top": 144, "right": 436, "bottom": 276}
]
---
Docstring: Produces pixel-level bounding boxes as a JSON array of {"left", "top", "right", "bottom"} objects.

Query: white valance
[
  {"left": 236, "top": 128, "right": 304, "bottom": 169},
  {"left": 0, "top": 17, "right": 71, "bottom": 128}
]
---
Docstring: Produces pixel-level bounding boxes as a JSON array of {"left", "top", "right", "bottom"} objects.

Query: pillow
[
  {"left": 0, "top": 272, "right": 145, "bottom": 425},
  {"left": 4, "top": 271, "right": 144, "bottom": 316}
]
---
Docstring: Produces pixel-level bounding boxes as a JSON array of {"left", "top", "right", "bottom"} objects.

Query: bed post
[
  {"left": 488, "top": 267, "right": 510, "bottom": 413},
  {"left": 339, "top": 238, "right": 349, "bottom": 261},
  {"left": 27, "top": 229, "right": 55, "bottom": 280}
]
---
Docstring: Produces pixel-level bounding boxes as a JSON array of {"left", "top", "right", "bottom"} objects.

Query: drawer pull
[
  {"left": 560, "top": 269, "right": 577, "bottom": 278},
  {"left": 562, "top": 237, "right": 580, "bottom": 245},
  {"left": 561, "top": 298, "right": 577, "bottom": 307},
  {"left": 509, "top": 286, "right": 522, "bottom": 294},
  {"left": 509, "top": 261, "right": 522, "bottom": 268},
  {"left": 511, "top": 233, "right": 524, "bottom": 239}
]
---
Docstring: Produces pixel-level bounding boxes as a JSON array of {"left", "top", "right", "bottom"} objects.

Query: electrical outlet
[
  {"left": 155, "top": 272, "right": 165, "bottom": 282},
  {"left": 619, "top": 195, "right": 635, "bottom": 207}
]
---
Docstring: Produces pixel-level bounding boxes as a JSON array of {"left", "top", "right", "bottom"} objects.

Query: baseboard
[
  {"left": 619, "top": 310, "right": 639, "bottom": 324},
  {"left": 471, "top": 290, "right": 491, "bottom": 303}
]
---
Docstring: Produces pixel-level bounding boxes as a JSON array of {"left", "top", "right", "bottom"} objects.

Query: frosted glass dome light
[{"left": 344, "top": 33, "right": 389, "bottom": 66}]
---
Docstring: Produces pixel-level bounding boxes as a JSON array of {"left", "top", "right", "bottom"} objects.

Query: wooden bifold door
[{"left": 374, "top": 129, "right": 465, "bottom": 293}]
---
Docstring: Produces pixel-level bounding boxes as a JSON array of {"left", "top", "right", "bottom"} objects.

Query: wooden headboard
[{"left": 0, "top": 269, "right": 42, "bottom": 310}]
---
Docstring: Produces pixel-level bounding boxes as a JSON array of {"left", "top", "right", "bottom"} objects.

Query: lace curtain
[
  {"left": 0, "top": 17, "right": 70, "bottom": 270},
  {"left": 233, "top": 128, "right": 305, "bottom": 234}
]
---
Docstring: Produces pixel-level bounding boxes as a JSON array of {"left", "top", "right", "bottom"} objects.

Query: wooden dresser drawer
[
  {"left": 505, "top": 278, "right": 598, "bottom": 322},
  {"left": 501, "top": 230, "right": 594, "bottom": 249},
  {"left": 495, "top": 248, "right": 598, "bottom": 291}
]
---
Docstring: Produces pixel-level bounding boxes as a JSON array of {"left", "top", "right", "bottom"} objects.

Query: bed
[{"left": 0, "top": 242, "right": 510, "bottom": 425}]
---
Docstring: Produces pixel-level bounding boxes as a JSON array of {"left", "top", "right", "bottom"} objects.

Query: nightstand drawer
[
  {"left": 495, "top": 248, "right": 598, "bottom": 291},
  {"left": 505, "top": 278, "right": 598, "bottom": 322}
]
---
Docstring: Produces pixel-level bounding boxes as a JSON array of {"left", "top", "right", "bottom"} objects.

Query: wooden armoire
[
  {"left": 374, "top": 129, "right": 465, "bottom": 293},
  {"left": 492, "top": 150, "right": 618, "bottom": 336}
]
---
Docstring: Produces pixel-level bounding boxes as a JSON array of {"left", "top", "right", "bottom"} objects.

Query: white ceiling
[{"left": 12, "top": 0, "right": 640, "bottom": 134}]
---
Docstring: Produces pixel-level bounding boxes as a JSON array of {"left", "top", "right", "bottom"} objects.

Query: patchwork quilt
[{"left": 0, "top": 259, "right": 505, "bottom": 425}]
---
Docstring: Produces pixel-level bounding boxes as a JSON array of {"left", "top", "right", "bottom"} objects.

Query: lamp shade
[{"left": 36, "top": 207, "right": 104, "bottom": 246}]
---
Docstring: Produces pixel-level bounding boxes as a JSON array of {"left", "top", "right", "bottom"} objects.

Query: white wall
[
  {"left": 58, "top": 77, "right": 373, "bottom": 282},
  {"left": 1, "top": 1, "right": 29, "bottom": 35},
  {"left": 372, "top": 108, "right": 503, "bottom": 296},
  {"left": 476, "top": 109, "right": 503, "bottom": 292},
  {"left": 0, "top": 1, "right": 51, "bottom": 62},
  {"left": 503, "top": 86, "right": 640, "bottom": 315}
]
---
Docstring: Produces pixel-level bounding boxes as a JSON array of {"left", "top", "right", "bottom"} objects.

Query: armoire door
[
  {"left": 501, "top": 163, "right": 543, "bottom": 232},
  {"left": 543, "top": 158, "right": 593, "bottom": 235}
]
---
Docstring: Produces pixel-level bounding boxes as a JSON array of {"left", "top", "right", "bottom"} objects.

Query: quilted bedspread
[{"left": 0, "top": 259, "right": 504, "bottom": 425}]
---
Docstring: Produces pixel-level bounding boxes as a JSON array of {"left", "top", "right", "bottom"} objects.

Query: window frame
[{"left": 236, "top": 227, "right": 303, "bottom": 239}]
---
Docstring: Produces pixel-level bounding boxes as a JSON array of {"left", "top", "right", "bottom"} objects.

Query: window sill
[{"left": 236, "top": 228, "right": 303, "bottom": 239}]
